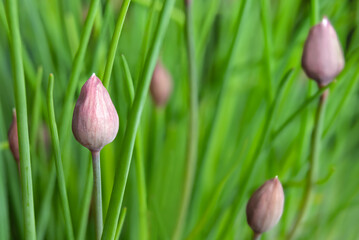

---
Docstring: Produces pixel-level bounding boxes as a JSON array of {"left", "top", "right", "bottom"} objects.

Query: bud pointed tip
[{"left": 321, "top": 16, "right": 329, "bottom": 26}]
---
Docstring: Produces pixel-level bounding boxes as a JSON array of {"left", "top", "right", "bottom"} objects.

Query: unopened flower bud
[
  {"left": 8, "top": 109, "right": 19, "bottom": 163},
  {"left": 246, "top": 176, "right": 284, "bottom": 235},
  {"left": 150, "top": 61, "right": 173, "bottom": 107},
  {"left": 302, "top": 17, "right": 345, "bottom": 87},
  {"left": 72, "top": 73, "right": 119, "bottom": 152}
]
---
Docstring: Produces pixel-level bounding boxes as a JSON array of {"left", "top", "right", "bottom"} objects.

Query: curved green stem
[
  {"left": 287, "top": 89, "right": 329, "bottom": 240},
  {"left": 92, "top": 151, "right": 103, "bottom": 240},
  {"left": 115, "top": 208, "right": 127, "bottom": 240},
  {"left": 172, "top": 1, "right": 199, "bottom": 239},
  {"left": 101, "top": 0, "right": 176, "bottom": 238},
  {"left": 5, "top": 0, "right": 36, "bottom": 237},
  {"left": 47, "top": 74, "right": 75, "bottom": 240},
  {"left": 272, "top": 83, "right": 332, "bottom": 139},
  {"left": 102, "top": 0, "right": 131, "bottom": 88}
]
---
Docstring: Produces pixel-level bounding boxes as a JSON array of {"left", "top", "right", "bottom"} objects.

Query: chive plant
[{"left": 1, "top": 0, "right": 359, "bottom": 239}]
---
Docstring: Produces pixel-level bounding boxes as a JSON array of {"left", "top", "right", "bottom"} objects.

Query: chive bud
[
  {"left": 8, "top": 109, "right": 19, "bottom": 163},
  {"left": 246, "top": 176, "right": 284, "bottom": 236},
  {"left": 150, "top": 61, "right": 173, "bottom": 107},
  {"left": 302, "top": 17, "right": 345, "bottom": 87},
  {"left": 72, "top": 73, "right": 119, "bottom": 153}
]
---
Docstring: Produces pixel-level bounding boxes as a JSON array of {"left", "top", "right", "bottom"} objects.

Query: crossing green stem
[
  {"left": 101, "top": 0, "right": 176, "bottom": 238},
  {"left": 287, "top": 89, "right": 329, "bottom": 239},
  {"left": 47, "top": 74, "right": 75, "bottom": 240}
]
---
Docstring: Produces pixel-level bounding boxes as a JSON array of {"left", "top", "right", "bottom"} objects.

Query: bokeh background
[{"left": 0, "top": 0, "right": 359, "bottom": 239}]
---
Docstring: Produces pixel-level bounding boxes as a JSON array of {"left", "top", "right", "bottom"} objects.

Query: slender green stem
[
  {"left": 47, "top": 74, "right": 75, "bottom": 240},
  {"left": 121, "top": 54, "right": 148, "bottom": 240},
  {"left": 135, "top": 0, "right": 156, "bottom": 86},
  {"left": 5, "top": 0, "right": 36, "bottom": 238},
  {"left": 92, "top": 151, "right": 103, "bottom": 240},
  {"left": 115, "top": 208, "right": 127, "bottom": 240},
  {"left": 272, "top": 83, "right": 332, "bottom": 139},
  {"left": 132, "top": 0, "right": 184, "bottom": 26},
  {"left": 287, "top": 89, "right": 329, "bottom": 240},
  {"left": 102, "top": 0, "right": 131, "bottom": 88},
  {"left": 36, "top": 164, "right": 56, "bottom": 240},
  {"left": 76, "top": 156, "right": 93, "bottom": 240},
  {"left": 58, "top": 0, "right": 99, "bottom": 142},
  {"left": 0, "top": 104, "right": 10, "bottom": 240},
  {"left": 30, "top": 67, "right": 43, "bottom": 148},
  {"left": 260, "top": 0, "right": 274, "bottom": 102},
  {"left": 102, "top": 0, "right": 176, "bottom": 238},
  {"left": 196, "top": 0, "right": 220, "bottom": 61},
  {"left": 172, "top": 1, "right": 199, "bottom": 239},
  {"left": 323, "top": 71, "right": 359, "bottom": 137},
  {"left": 310, "top": 0, "right": 319, "bottom": 26}
]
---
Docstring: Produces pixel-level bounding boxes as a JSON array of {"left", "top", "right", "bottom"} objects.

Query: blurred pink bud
[
  {"left": 72, "top": 74, "right": 119, "bottom": 152},
  {"left": 302, "top": 17, "right": 345, "bottom": 87},
  {"left": 150, "top": 61, "right": 173, "bottom": 107},
  {"left": 246, "top": 176, "right": 284, "bottom": 235},
  {"left": 8, "top": 109, "right": 19, "bottom": 163}
]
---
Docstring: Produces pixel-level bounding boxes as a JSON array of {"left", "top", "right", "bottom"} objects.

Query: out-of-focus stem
[
  {"left": 287, "top": 89, "right": 329, "bottom": 239},
  {"left": 172, "top": 0, "right": 199, "bottom": 239}
]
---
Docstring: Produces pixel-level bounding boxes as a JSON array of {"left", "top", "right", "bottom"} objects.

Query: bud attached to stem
[
  {"left": 246, "top": 176, "right": 284, "bottom": 237},
  {"left": 150, "top": 61, "right": 173, "bottom": 107},
  {"left": 302, "top": 17, "right": 345, "bottom": 87},
  {"left": 72, "top": 73, "right": 119, "bottom": 153}
]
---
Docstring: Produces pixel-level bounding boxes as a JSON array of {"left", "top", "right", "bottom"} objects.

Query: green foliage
[{"left": 0, "top": 0, "right": 359, "bottom": 239}]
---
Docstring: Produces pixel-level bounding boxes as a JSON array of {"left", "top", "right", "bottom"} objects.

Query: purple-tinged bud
[
  {"left": 72, "top": 74, "right": 119, "bottom": 153},
  {"left": 302, "top": 17, "right": 345, "bottom": 87},
  {"left": 150, "top": 61, "right": 173, "bottom": 107},
  {"left": 246, "top": 176, "right": 284, "bottom": 235},
  {"left": 8, "top": 109, "right": 19, "bottom": 163}
]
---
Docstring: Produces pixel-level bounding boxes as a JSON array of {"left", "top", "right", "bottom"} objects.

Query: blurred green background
[{"left": 1, "top": 0, "right": 359, "bottom": 239}]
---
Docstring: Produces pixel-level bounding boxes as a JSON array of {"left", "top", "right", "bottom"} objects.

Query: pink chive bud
[
  {"left": 302, "top": 17, "right": 345, "bottom": 87},
  {"left": 150, "top": 61, "right": 173, "bottom": 107},
  {"left": 72, "top": 73, "right": 119, "bottom": 153},
  {"left": 8, "top": 109, "right": 19, "bottom": 163},
  {"left": 246, "top": 176, "right": 285, "bottom": 236}
]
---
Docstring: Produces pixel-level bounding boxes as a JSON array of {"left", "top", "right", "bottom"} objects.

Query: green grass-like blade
[
  {"left": 76, "top": 157, "right": 93, "bottom": 240},
  {"left": 5, "top": 0, "right": 36, "bottom": 237},
  {"left": 102, "top": 0, "right": 131, "bottom": 89},
  {"left": 172, "top": 1, "right": 199, "bottom": 239},
  {"left": 121, "top": 54, "right": 148, "bottom": 240},
  {"left": 47, "top": 74, "right": 75, "bottom": 240},
  {"left": 115, "top": 208, "right": 127, "bottom": 240},
  {"left": 272, "top": 82, "right": 333, "bottom": 139},
  {"left": 192, "top": 0, "right": 249, "bottom": 222},
  {"left": 0, "top": 104, "right": 10, "bottom": 240},
  {"left": 101, "top": 0, "right": 176, "bottom": 238}
]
